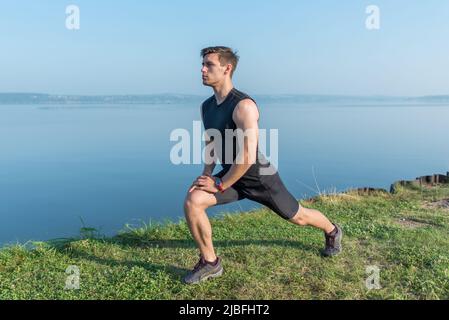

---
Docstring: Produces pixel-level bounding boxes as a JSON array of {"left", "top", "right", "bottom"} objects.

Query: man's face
[{"left": 201, "top": 53, "right": 228, "bottom": 87}]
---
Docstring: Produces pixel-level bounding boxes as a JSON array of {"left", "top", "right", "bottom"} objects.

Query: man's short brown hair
[{"left": 201, "top": 46, "right": 240, "bottom": 77}]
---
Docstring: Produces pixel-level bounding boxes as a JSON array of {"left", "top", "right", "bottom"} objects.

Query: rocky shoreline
[
  {"left": 347, "top": 172, "right": 449, "bottom": 195},
  {"left": 390, "top": 172, "right": 449, "bottom": 193}
]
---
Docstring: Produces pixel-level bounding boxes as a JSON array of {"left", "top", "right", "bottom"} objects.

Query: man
[{"left": 183, "top": 46, "right": 342, "bottom": 285}]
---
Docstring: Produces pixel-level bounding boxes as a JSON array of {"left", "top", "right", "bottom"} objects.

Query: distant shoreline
[{"left": 1, "top": 93, "right": 449, "bottom": 105}]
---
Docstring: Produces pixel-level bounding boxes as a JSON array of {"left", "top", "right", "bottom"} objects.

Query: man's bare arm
[{"left": 220, "top": 99, "right": 260, "bottom": 190}]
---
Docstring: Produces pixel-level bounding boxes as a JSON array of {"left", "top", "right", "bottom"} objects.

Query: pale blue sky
[{"left": 0, "top": 1, "right": 448, "bottom": 96}]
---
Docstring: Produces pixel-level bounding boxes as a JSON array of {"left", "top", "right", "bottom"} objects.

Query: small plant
[{"left": 78, "top": 216, "right": 102, "bottom": 240}]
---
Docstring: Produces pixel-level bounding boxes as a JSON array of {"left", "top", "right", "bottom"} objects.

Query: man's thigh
[
  {"left": 213, "top": 185, "right": 245, "bottom": 205},
  {"left": 242, "top": 172, "right": 300, "bottom": 220}
]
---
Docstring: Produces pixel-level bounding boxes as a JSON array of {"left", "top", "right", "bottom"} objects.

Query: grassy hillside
[{"left": 1, "top": 183, "right": 449, "bottom": 300}]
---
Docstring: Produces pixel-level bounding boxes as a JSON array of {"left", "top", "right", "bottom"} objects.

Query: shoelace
[{"left": 192, "top": 256, "right": 206, "bottom": 272}]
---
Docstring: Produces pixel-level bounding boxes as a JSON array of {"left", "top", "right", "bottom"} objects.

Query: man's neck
[{"left": 213, "top": 81, "right": 234, "bottom": 105}]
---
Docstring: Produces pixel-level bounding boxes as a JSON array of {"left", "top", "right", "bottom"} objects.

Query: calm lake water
[{"left": 1, "top": 102, "right": 449, "bottom": 245}]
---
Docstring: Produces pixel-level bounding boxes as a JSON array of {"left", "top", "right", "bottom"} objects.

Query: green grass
[{"left": 1, "top": 184, "right": 449, "bottom": 300}]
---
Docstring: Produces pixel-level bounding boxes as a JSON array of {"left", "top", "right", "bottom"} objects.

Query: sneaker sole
[
  {"left": 189, "top": 267, "right": 223, "bottom": 285},
  {"left": 201, "top": 267, "right": 224, "bottom": 281}
]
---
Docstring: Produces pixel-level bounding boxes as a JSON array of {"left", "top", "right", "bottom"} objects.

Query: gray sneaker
[
  {"left": 322, "top": 224, "right": 343, "bottom": 257},
  {"left": 183, "top": 256, "right": 224, "bottom": 284}
]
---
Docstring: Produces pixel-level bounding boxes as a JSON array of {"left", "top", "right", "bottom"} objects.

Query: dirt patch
[
  {"left": 423, "top": 198, "right": 449, "bottom": 210},
  {"left": 395, "top": 218, "right": 433, "bottom": 229}
]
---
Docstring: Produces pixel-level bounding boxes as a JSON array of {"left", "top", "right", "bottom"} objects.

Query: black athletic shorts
[{"left": 212, "top": 169, "right": 301, "bottom": 220}]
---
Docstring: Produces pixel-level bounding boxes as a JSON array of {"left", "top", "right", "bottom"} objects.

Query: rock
[
  {"left": 390, "top": 172, "right": 449, "bottom": 193},
  {"left": 352, "top": 187, "right": 389, "bottom": 195}
]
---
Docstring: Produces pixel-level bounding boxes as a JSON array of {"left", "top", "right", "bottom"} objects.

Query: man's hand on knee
[
  {"left": 189, "top": 175, "right": 216, "bottom": 193},
  {"left": 190, "top": 176, "right": 219, "bottom": 194}
]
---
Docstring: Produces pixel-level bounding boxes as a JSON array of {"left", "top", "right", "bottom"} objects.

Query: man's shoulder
[
  {"left": 232, "top": 91, "right": 259, "bottom": 122},
  {"left": 234, "top": 98, "right": 258, "bottom": 113},
  {"left": 233, "top": 98, "right": 259, "bottom": 123}
]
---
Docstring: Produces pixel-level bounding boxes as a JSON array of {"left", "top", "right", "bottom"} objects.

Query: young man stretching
[{"left": 183, "top": 46, "right": 342, "bottom": 284}]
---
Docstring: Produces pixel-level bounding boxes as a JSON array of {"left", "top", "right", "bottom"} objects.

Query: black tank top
[{"left": 201, "top": 88, "right": 272, "bottom": 179}]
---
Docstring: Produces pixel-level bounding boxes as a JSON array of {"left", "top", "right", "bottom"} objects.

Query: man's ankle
[
  {"left": 204, "top": 256, "right": 219, "bottom": 265},
  {"left": 325, "top": 224, "right": 338, "bottom": 237}
]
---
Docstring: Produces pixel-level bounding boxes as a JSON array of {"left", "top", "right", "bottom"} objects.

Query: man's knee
[
  {"left": 289, "top": 206, "right": 308, "bottom": 226},
  {"left": 184, "top": 190, "right": 213, "bottom": 213}
]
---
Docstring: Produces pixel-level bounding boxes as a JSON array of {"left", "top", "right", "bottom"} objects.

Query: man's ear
[{"left": 225, "top": 63, "right": 233, "bottom": 76}]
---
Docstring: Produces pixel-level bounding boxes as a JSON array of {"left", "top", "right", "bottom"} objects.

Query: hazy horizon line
[{"left": 1, "top": 92, "right": 449, "bottom": 98}]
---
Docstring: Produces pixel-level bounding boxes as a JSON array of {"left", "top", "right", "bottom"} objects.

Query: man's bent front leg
[
  {"left": 184, "top": 190, "right": 218, "bottom": 263},
  {"left": 289, "top": 206, "right": 335, "bottom": 234}
]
